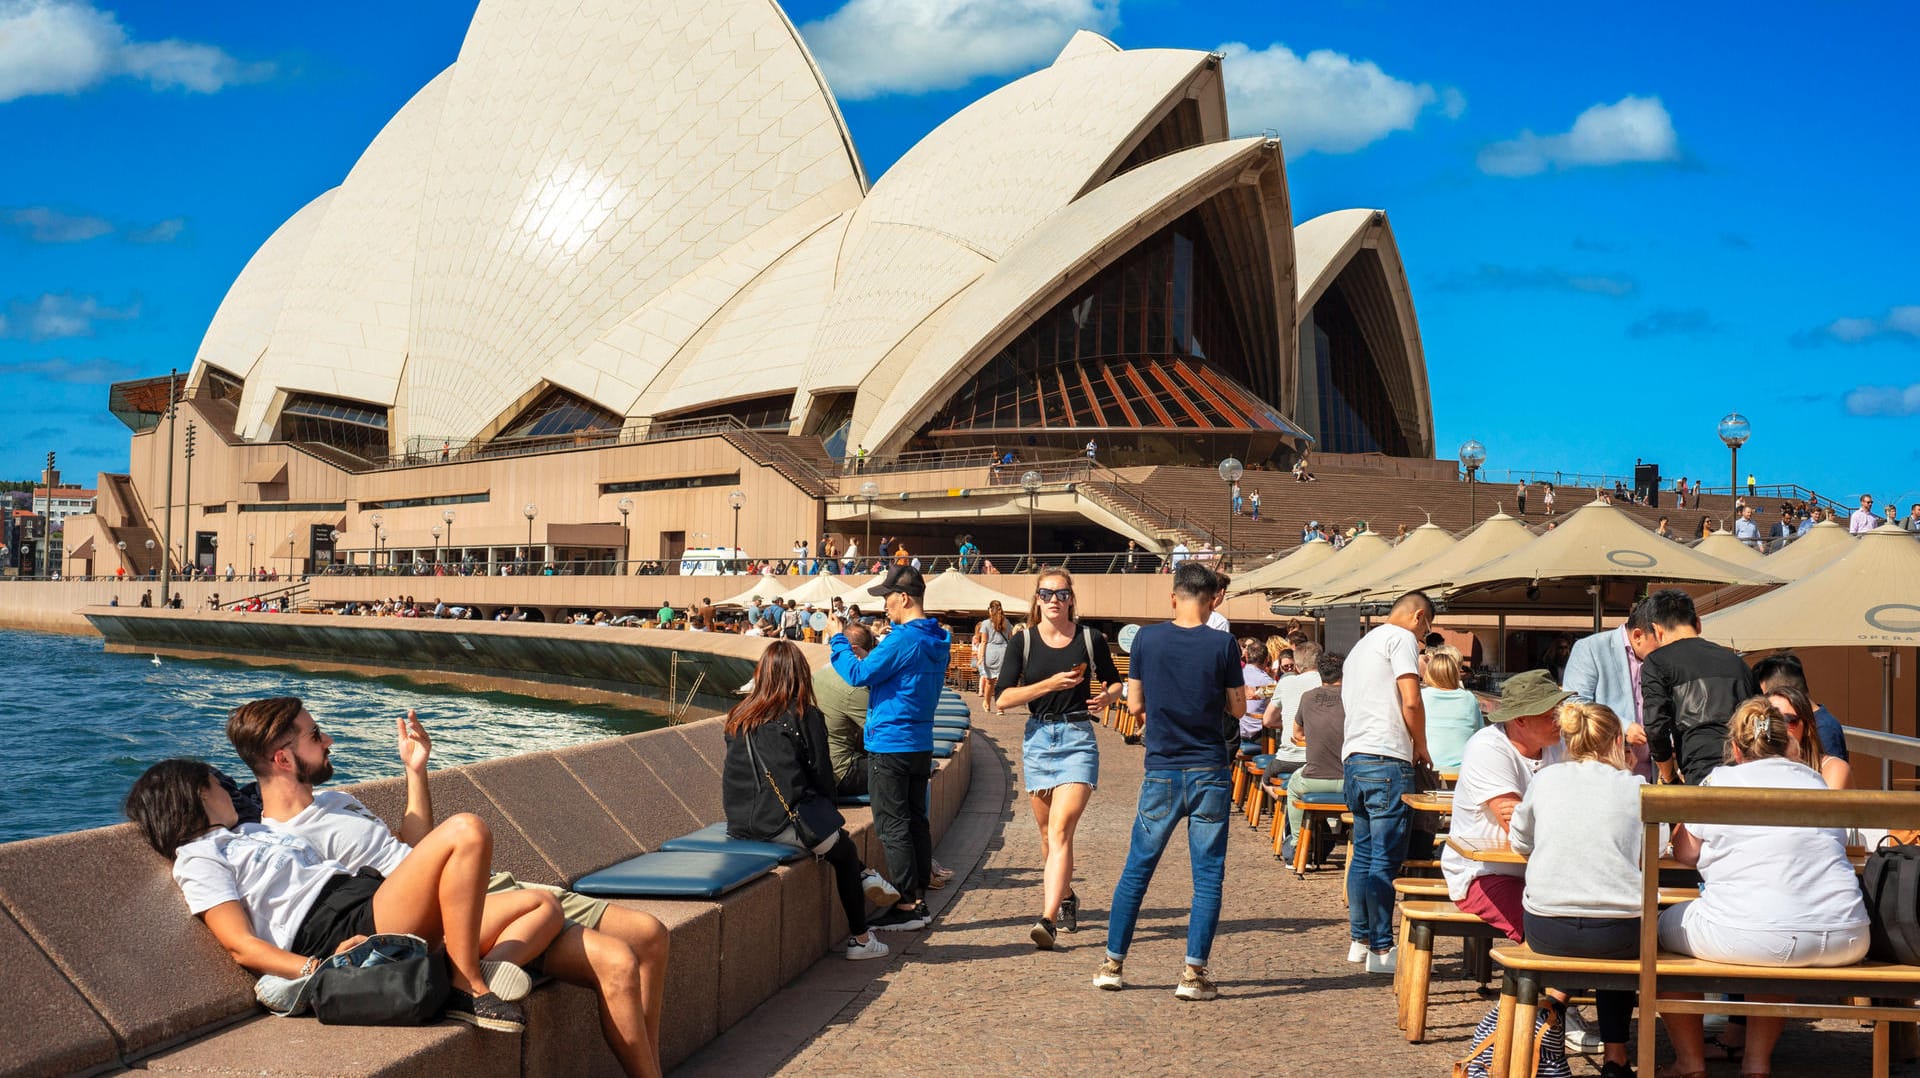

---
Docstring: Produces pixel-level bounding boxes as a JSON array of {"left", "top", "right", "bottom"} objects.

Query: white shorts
[{"left": 1657, "top": 901, "right": 1869, "bottom": 967}]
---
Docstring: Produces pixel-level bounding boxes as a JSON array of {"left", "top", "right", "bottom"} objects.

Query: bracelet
[{"left": 300, "top": 956, "right": 321, "bottom": 978}]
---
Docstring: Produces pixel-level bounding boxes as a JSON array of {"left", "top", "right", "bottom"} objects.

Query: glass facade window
[
  {"left": 600, "top": 472, "right": 741, "bottom": 495},
  {"left": 1301, "top": 262, "right": 1413, "bottom": 457},
  {"left": 360, "top": 492, "right": 491, "bottom": 511},
  {"left": 200, "top": 367, "right": 244, "bottom": 405},
  {"left": 281, "top": 393, "right": 390, "bottom": 462},
  {"left": 498, "top": 387, "right": 621, "bottom": 440},
  {"left": 237, "top": 501, "right": 347, "bottom": 513},
  {"left": 668, "top": 393, "right": 795, "bottom": 432}
]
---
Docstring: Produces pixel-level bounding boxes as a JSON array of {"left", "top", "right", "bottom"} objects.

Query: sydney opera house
[{"left": 72, "top": 0, "right": 1434, "bottom": 579}]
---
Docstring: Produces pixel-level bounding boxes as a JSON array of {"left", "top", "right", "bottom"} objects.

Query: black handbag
[
  {"left": 746, "top": 723, "right": 845, "bottom": 851},
  {"left": 308, "top": 933, "right": 451, "bottom": 1026}
]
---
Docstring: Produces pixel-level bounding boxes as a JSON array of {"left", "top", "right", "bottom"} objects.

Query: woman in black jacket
[{"left": 723, "top": 640, "right": 899, "bottom": 961}]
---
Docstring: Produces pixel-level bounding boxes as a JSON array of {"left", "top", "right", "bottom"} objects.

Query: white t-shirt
[
  {"left": 1206, "top": 610, "right": 1231, "bottom": 633},
  {"left": 1440, "top": 724, "right": 1548, "bottom": 901},
  {"left": 1340, "top": 623, "right": 1420, "bottom": 762},
  {"left": 1689, "top": 757, "right": 1869, "bottom": 933},
  {"left": 1271, "top": 671, "right": 1322, "bottom": 763},
  {"left": 172, "top": 824, "right": 350, "bottom": 950},
  {"left": 263, "top": 790, "right": 411, "bottom": 877}
]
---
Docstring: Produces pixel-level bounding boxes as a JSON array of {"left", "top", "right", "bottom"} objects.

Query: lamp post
[
  {"left": 116, "top": 539, "right": 126, "bottom": 578},
  {"left": 431, "top": 524, "right": 442, "bottom": 565},
  {"left": 329, "top": 529, "right": 341, "bottom": 573},
  {"left": 160, "top": 367, "right": 177, "bottom": 606},
  {"left": 369, "top": 513, "right": 384, "bottom": 573},
  {"left": 443, "top": 508, "right": 456, "bottom": 566},
  {"left": 1459, "top": 439, "right": 1487, "bottom": 526},
  {"left": 182, "top": 421, "right": 196, "bottom": 573},
  {"left": 860, "top": 480, "right": 879, "bottom": 558},
  {"left": 286, "top": 530, "right": 296, "bottom": 576},
  {"left": 144, "top": 538, "right": 155, "bottom": 580},
  {"left": 41, "top": 450, "right": 56, "bottom": 580},
  {"left": 209, "top": 535, "right": 218, "bottom": 580},
  {"left": 728, "top": 490, "right": 744, "bottom": 573},
  {"left": 378, "top": 529, "right": 388, "bottom": 573},
  {"left": 524, "top": 503, "right": 538, "bottom": 568},
  {"left": 246, "top": 533, "right": 255, "bottom": 580},
  {"left": 616, "top": 497, "right": 632, "bottom": 574},
  {"left": 1021, "top": 469, "right": 1043, "bottom": 572},
  {"left": 1218, "top": 456, "right": 1243, "bottom": 567},
  {"left": 1717, "top": 413, "right": 1750, "bottom": 514}
]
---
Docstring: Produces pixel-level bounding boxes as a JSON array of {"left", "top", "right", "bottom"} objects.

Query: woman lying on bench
[
  {"left": 126, "top": 758, "right": 564, "bottom": 1033},
  {"left": 1654, "top": 698, "right": 1871, "bottom": 1078}
]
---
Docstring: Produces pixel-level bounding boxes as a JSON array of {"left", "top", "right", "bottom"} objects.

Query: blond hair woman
[{"left": 1419, "top": 645, "right": 1482, "bottom": 770}]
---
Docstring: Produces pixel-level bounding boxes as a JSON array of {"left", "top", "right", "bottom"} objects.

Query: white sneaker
[
  {"left": 1347, "top": 940, "right": 1369, "bottom": 963},
  {"left": 1093, "top": 957, "right": 1124, "bottom": 991},
  {"left": 1562, "top": 1005, "right": 1604, "bottom": 1054},
  {"left": 480, "top": 960, "right": 532, "bottom": 1002},
  {"left": 1365, "top": 946, "right": 1397, "bottom": 975},
  {"left": 861, "top": 868, "right": 900, "bottom": 907},
  {"left": 844, "top": 933, "right": 889, "bottom": 961}
]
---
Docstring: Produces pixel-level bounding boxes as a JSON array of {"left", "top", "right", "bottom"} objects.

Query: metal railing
[{"left": 295, "top": 547, "right": 1284, "bottom": 581}]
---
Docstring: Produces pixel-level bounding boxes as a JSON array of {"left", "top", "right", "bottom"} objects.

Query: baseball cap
[{"left": 868, "top": 563, "right": 926, "bottom": 598}]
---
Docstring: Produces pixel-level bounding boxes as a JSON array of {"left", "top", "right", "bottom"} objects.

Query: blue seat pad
[
  {"left": 931, "top": 717, "right": 971, "bottom": 729},
  {"left": 657, "top": 822, "right": 807, "bottom": 863},
  {"left": 931, "top": 728, "right": 965, "bottom": 742},
  {"left": 934, "top": 704, "right": 972, "bottom": 714},
  {"left": 1252, "top": 754, "right": 1277, "bottom": 770},
  {"left": 836, "top": 792, "right": 872, "bottom": 806},
  {"left": 932, "top": 743, "right": 955, "bottom": 759},
  {"left": 572, "top": 849, "right": 781, "bottom": 898}
]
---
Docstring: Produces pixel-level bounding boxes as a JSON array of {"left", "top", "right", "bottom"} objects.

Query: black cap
[{"left": 868, "top": 563, "right": 926, "bottom": 599}]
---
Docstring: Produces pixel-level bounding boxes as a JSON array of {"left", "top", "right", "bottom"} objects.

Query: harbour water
[{"left": 0, "top": 628, "right": 668, "bottom": 844}]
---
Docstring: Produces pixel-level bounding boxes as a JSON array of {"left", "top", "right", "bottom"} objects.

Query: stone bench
[{"left": 0, "top": 716, "right": 975, "bottom": 1077}]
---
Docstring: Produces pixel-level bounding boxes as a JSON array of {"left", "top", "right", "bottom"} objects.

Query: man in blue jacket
[
  {"left": 1561, "top": 599, "right": 1657, "bottom": 777},
  {"left": 827, "top": 563, "right": 951, "bottom": 930}
]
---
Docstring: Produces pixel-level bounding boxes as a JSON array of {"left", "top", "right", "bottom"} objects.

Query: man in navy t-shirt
[{"left": 1094, "top": 562, "right": 1244, "bottom": 1002}]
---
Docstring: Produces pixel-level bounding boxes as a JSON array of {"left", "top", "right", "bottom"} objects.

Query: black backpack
[{"left": 1861, "top": 838, "right": 1920, "bottom": 964}]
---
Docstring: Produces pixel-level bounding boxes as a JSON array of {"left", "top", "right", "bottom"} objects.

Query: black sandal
[{"left": 1703, "top": 1034, "right": 1744, "bottom": 1064}]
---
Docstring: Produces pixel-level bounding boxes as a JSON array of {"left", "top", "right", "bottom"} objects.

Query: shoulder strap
[{"left": 1019, "top": 625, "right": 1031, "bottom": 667}]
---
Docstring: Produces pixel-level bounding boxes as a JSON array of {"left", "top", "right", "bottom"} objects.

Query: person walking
[
  {"left": 826, "top": 564, "right": 951, "bottom": 930},
  {"left": 1249, "top": 490, "right": 1261, "bottom": 520},
  {"left": 1849, "top": 494, "right": 1879, "bottom": 534},
  {"left": 723, "top": 641, "right": 900, "bottom": 962},
  {"left": 1747, "top": 472, "right": 1757, "bottom": 499},
  {"left": 815, "top": 623, "right": 875, "bottom": 799},
  {"left": 1543, "top": 482, "right": 1556, "bottom": 517},
  {"left": 1340, "top": 591, "right": 1434, "bottom": 973},
  {"left": 973, "top": 599, "right": 1011, "bottom": 714},
  {"left": 1640, "top": 588, "right": 1758, "bottom": 786},
  {"left": 1094, "top": 562, "right": 1243, "bottom": 1000},
  {"left": 993, "top": 568, "right": 1120, "bottom": 950},
  {"left": 1231, "top": 482, "right": 1243, "bottom": 516},
  {"left": 1516, "top": 481, "right": 1529, "bottom": 516}
]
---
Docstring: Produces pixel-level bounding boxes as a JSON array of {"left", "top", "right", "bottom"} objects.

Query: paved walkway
[{"left": 679, "top": 710, "right": 1916, "bottom": 1076}]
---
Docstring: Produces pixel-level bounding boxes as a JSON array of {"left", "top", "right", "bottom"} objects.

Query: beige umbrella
[
  {"left": 1256, "top": 531, "right": 1393, "bottom": 607},
  {"left": 783, "top": 572, "right": 859, "bottom": 605},
  {"left": 715, "top": 578, "right": 791, "bottom": 608},
  {"left": 1285, "top": 522, "right": 1459, "bottom": 609},
  {"left": 1371, "top": 511, "right": 1536, "bottom": 599},
  {"left": 1228, "top": 538, "right": 1335, "bottom": 596},
  {"left": 1443, "top": 498, "right": 1781, "bottom": 627},
  {"left": 1695, "top": 519, "right": 1854, "bottom": 613},
  {"left": 919, "top": 569, "right": 1028, "bottom": 614},
  {"left": 823, "top": 572, "right": 893, "bottom": 610},
  {"left": 1702, "top": 524, "right": 1920, "bottom": 784},
  {"left": 1692, "top": 530, "right": 1766, "bottom": 567}
]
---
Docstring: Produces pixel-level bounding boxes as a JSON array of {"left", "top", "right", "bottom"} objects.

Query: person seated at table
[
  {"left": 1752, "top": 652, "right": 1851, "bottom": 789},
  {"left": 1261, "top": 641, "right": 1321, "bottom": 792},
  {"left": 1440, "top": 670, "right": 1573, "bottom": 941},
  {"left": 1419, "top": 644, "right": 1482, "bottom": 771},
  {"left": 1510, "top": 702, "right": 1646, "bottom": 1078},
  {"left": 1278, "top": 651, "right": 1346, "bottom": 863},
  {"left": 1238, "top": 637, "right": 1276, "bottom": 747},
  {"left": 1763, "top": 685, "right": 1836, "bottom": 786},
  {"left": 1655, "top": 698, "right": 1870, "bottom": 1078}
]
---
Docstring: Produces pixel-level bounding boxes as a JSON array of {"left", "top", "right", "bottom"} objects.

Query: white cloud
[
  {"left": 0, "top": 292, "right": 138, "bottom": 340},
  {"left": 1478, "top": 95, "right": 1680, "bottom": 177},
  {"left": 1217, "top": 41, "right": 1457, "bottom": 154},
  {"left": 4, "top": 206, "right": 111, "bottom": 242},
  {"left": 800, "top": 0, "right": 1116, "bottom": 100},
  {"left": 127, "top": 217, "right": 185, "bottom": 243},
  {"left": 0, "top": 0, "right": 271, "bottom": 104},
  {"left": 1845, "top": 384, "right": 1920, "bottom": 417},
  {"left": 1799, "top": 305, "right": 1920, "bottom": 348}
]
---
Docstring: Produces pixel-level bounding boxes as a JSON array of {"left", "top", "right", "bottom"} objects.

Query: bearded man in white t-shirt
[
  {"left": 1438, "top": 671, "right": 1572, "bottom": 942},
  {"left": 228, "top": 697, "right": 669, "bottom": 1078},
  {"left": 1339, "top": 591, "right": 1434, "bottom": 974}
]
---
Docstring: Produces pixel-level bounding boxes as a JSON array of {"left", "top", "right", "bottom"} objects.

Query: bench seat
[
  {"left": 571, "top": 849, "right": 781, "bottom": 899},
  {"left": 932, "top": 717, "right": 971, "bottom": 729},
  {"left": 657, "top": 823, "right": 808, "bottom": 863}
]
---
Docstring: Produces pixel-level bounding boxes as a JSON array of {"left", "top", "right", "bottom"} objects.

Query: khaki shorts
[{"left": 487, "top": 871, "right": 608, "bottom": 930}]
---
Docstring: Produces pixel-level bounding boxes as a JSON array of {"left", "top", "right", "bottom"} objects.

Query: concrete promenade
[{"left": 683, "top": 710, "right": 1917, "bottom": 1076}]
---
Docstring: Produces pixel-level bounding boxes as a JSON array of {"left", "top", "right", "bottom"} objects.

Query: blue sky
[{"left": 2, "top": 0, "right": 1916, "bottom": 506}]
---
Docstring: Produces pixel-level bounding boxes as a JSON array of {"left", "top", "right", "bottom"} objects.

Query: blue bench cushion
[
  {"left": 1251, "top": 754, "right": 1276, "bottom": 770},
  {"left": 931, "top": 729, "right": 965, "bottom": 743},
  {"left": 657, "top": 822, "right": 807, "bottom": 863},
  {"left": 932, "top": 717, "right": 971, "bottom": 729},
  {"left": 932, "top": 743, "right": 955, "bottom": 759},
  {"left": 571, "top": 849, "right": 781, "bottom": 898},
  {"left": 835, "top": 792, "right": 871, "bottom": 806}
]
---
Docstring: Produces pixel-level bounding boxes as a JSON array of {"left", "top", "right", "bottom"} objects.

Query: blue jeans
[
  {"left": 1343, "top": 754, "right": 1415, "bottom": 951},
  {"left": 1105, "top": 766, "right": 1231, "bottom": 967}
]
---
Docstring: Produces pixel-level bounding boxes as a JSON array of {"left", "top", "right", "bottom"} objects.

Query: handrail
[
  {"left": 1639, "top": 783, "right": 1920, "bottom": 829},
  {"left": 1833, "top": 728, "right": 1920, "bottom": 771}
]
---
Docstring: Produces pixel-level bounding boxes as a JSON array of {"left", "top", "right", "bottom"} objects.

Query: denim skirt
[{"left": 1022, "top": 716, "right": 1099, "bottom": 792}]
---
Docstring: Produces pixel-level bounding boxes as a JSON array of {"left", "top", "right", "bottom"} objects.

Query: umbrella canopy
[
  {"left": 1692, "top": 531, "right": 1766, "bottom": 567},
  {"left": 1702, "top": 524, "right": 1920, "bottom": 651},
  {"left": 716, "top": 578, "right": 790, "bottom": 607},
  {"left": 1446, "top": 499, "right": 1781, "bottom": 597},
  {"left": 920, "top": 569, "right": 1028, "bottom": 615},
  {"left": 1228, "top": 539, "right": 1336, "bottom": 596},
  {"left": 782, "top": 573, "right": 859, "bottom": 605},
  {"left": 1259, "top": 532, "right": 1393, "bottom": 605},
  {"left": 1369, "top": 512, "right": 1536, "bottom": 600},
  {"left": 1695, "top": 519, "right": 1856, "bottom": 614},
  {"left": 823, "top": 573, "right": 892, "bottom": 610},
  {"left": 1286, "top": 523, "right": 1458, "bottom": 609}
]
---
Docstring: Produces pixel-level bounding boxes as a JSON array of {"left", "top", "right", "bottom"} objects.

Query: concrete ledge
[{"left": 0, "top": 706, "right": 979, "bottom": 1077}]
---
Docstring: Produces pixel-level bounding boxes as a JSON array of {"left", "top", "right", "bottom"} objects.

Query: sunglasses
[{"left": 1036, "top": 587, "right": 1073, "bottom": 601}]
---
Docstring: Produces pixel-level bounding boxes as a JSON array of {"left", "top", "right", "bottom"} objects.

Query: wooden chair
[{"left": 1289, "top": 798, "right": 1349, "bottom": 877}]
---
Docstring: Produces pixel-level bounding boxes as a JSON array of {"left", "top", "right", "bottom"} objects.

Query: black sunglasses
[{"left": 1036, "top": 587, "right": 1073, "bottom": 601}]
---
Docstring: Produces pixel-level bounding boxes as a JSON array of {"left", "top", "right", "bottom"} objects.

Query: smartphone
[{"left": 1070, "top": 662, "right": 1088, "bottom": 677}]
